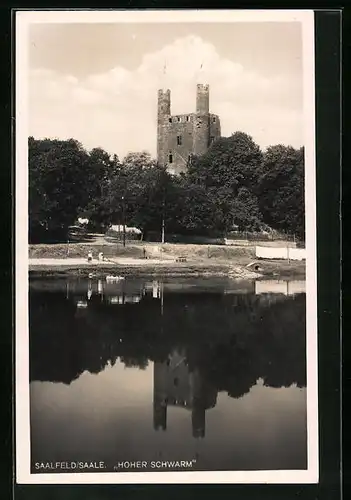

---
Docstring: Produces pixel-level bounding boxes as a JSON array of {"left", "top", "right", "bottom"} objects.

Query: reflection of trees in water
[
  {"left": 120, "top": 357, "right": 149, "bottom": 370},
  {"left": 29, "top": 289, "right": 306, "bottom": 397}
]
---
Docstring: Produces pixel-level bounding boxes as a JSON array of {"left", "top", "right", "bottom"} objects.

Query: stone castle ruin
[{"left": 157, "top": 84, "right": 221, "bottom": 175}]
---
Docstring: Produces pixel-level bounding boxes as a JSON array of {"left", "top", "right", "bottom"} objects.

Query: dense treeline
[{"left": 28, "top": 133, "right": 305, "bottom": 243}]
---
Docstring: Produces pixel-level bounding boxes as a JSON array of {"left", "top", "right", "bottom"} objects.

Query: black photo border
[{"left": 1, "top": 5, "right": 342, "bottom": 500}]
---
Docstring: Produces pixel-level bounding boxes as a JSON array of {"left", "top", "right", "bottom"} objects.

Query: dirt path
[{"left": 29, "top": 257, "right": 175, "bottom": 267}]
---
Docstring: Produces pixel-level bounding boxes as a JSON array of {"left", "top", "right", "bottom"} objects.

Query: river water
[{"left": 29, "top": 276, "right": 307, "bottom": 473}]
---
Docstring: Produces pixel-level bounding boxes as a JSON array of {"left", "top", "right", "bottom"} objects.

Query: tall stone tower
[
  {"left": 157, "top": 89, "right": 171, "bottom": 168},
  {"left": 196, "top": 83, "right": 209, "bottom": 114},
  {"left": 156, "top": 84, "right": 221, "bottom": 175},
  {"left": 193, "top": 84, "right": 211, "bottom": 157}
]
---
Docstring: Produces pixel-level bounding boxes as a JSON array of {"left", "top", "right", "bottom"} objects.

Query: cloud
[{"left": 28, "top": 35, "right": 303, "bottom": 158}]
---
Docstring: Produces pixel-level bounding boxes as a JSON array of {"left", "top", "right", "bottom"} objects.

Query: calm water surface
[{"left": 29, "top": 276, "right": 307, "bottom": 473}]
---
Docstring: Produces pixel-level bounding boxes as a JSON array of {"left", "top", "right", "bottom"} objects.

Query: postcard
[{"left": 15, "top": 9, "right": 318, "bottom": 484}]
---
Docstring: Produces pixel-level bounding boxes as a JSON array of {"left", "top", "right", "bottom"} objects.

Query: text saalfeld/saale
[{"left": 34, "top": 461, "right": 105, "bottom": 470}]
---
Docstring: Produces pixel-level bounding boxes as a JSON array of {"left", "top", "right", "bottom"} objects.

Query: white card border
[{"left": 15, "top": 8, "right": 318, "bottom": 485}]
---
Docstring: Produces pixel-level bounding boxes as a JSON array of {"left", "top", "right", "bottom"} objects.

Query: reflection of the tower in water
[
  {"left": 30, "top": 276, "right": 306, "bottom": 421},
  {"left": 153, "top": 350, "right": 217, "bottom": 439},
  {"left": 67, "top": 279, "right": 223, "bottom": 438}
]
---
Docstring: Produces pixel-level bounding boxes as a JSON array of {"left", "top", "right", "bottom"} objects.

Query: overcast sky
[{"left": 28, "top": 22, "right": 304, "bottom": 159}]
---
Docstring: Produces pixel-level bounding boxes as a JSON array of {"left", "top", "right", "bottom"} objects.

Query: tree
[
  {"left": 258, "top": 145, "right": 305, "bottom": 238},
  {"left": 83, "top": 148, "right": 121, "bottom": 230},
  {"left": 230, "top": 187, "right": 263, "bottom": 232},
  {"left": 125, "top": 163, "right": 172, "bottom": 239},
  {"left": 188, "top": 132, "right": 263, "bottom": 192},
  {"left": 29, "top": 137, "right": 91, "bottom": 242},
  {"left": 171, "top": 179, "right": 219, "bottom": 235},
  {"left": 185, "top": 132, "right": 264, "bottom": 232},
  {"left": 123, "top": 151, "right": 155, "bottom": 170},
  {"left": 100, "top": 153, "right": 172, "bottom": 239}
]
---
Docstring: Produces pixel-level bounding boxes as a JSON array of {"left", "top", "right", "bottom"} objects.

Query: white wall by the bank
[{"left": 255, "top": 246, "right": 306, "bottom": 260}]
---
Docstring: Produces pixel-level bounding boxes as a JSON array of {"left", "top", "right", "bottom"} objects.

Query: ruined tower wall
[
  {"left": 193, "top": 84, "right": 211, "bottom": 156},
  {"left": 209, "top": 114, "right": 221, "bottom": 145},
  {"left": 165, "top": 115, "right": 194, "bottom": 175},
  {"left": 196, "top": 83, "right": 210, "bottom": 114},
  {"left": 157, "top": 89, "right": 171, "bottom": 166},
  {"left": 192, "top": 113, "right": 221, "bottom": 155},
  {"left": 193, "top": 114, "right": 210, "bottom": 156}
]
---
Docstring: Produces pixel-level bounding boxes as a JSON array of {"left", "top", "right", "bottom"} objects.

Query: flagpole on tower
[
  {"left": 195, "top": 61, "right": 204, "bottom": 83},
  {"left": 162, "top": 60, "right": 167, "bottom": 88}
]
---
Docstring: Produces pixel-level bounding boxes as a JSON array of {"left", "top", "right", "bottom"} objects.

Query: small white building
[
  {"left": 110, "top": 225, "right": 142, "bottom": 235},
  {"left": 78, "top": 217, "right": 89, "bottom": 225}
]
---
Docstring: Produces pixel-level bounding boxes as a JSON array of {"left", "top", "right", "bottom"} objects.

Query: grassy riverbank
[
  {"left": 29, "top": 242, "right": 305, "bottom": 280},
  {"left": 29, "top": 242, "right": 255, "bottom": 260}
]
